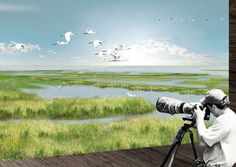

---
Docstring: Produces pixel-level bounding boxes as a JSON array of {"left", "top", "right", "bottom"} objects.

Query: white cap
[{"left": 200, "top": 89, "right": 229, "bottom": 105}]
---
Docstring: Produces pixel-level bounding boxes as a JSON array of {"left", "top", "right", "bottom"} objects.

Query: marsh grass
[
  {"left": 0, "top": 70, "right": 225, "bottom": 161},
  {"left": 0, "top": 71, "right": 228, "bottom": 95},
  {"left": 0, "top": 97, "right": 155, "bottom": 119},
  {"left": 0, "top": 117, "right": 198, "bottom": 161}
]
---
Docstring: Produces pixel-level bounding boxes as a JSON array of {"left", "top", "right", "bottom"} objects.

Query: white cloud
[
  {"left": 38, "top": 55, "right": 45, "bottom": 58},
  {"left": 48, "top": 50, "right": 56, "bottom": 55},
  {"left": 0, "top": 3, "right": 39, "bottom": 12},
  {"left": 114, "top": 40, "right": 227, "bottom": 66},
  {"left": 0, "top": 42, "right": 41, "bottom": 55},
  {"left": 71, "top": 56, "right": 81, "bottom": 60}
]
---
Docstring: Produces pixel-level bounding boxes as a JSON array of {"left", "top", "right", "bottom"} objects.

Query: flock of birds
[
  {"left": 52, "top": 28, "right": 130, "bottom": 62},
  {"left": 7, "top": 28, "right": 130, "bottom": 62}
]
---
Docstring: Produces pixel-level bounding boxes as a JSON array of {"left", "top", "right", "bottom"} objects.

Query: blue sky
[{"left": 0, "top": 0, "right": 228, "bottom": 67}]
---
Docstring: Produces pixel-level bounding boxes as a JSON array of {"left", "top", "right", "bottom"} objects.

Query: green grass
[
  {"left": 0, "top": 70, "right": 219, "bottom": 161},
  {"left": 0, "top": 70, "right": 228, "bottom": 95},
  {"left": 0, "top": 117, "right": 198, "bottom": 161},
  {"left": 201, "top": 69, "right": 228, "bottom": 72},
  {"left": 0, "top": 97, "right": 155, "bottom": 120},
  {"left": 178, "top": 78, "right": 228, "bottom": 93}
]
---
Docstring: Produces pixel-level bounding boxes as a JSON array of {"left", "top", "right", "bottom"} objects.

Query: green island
[{"left": 0, "top": 70, "right": 228, "bottom": 161}]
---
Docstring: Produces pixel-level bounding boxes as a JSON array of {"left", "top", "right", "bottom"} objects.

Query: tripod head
[{"left": 182, "top": 115, "right": 196, "bottom": 129}]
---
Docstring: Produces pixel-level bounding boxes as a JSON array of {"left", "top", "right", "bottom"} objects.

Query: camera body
[{"left": 156, "top": 97, "right": 211, "bottom": 120}]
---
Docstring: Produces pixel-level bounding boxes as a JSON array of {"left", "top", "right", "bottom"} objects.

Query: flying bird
[
  {"left": 52, "top": 41, "right": 69, "bottom": 45},
  {"left": 9, "top": 43, "right": 25, "bottom": 50},
  {"left": 114, "top": 44, "right": 131, "bottom": 51},
  {"left": 61, "top": 31, "right": 77, "bottom": 43},
  {"left": 109, "top": 53, "right": 128, "bottom": 62},
  {"left": 89, "top": 40, "right": 104, "bottom": 48},
  {"left": 57, "top": 82, "right": 66, "bottom": 89},
  {"left": 127, "top": 91, "right": 136, "bottom": 97},
  {"left": 83, "top": 28, "right": 96, "bottom": 35},
  {"left": 94, "top": 52, "right": 106, "bottom": 57},
  {"left": 110, "top": 53, "right": 120, "bottom": 60}
]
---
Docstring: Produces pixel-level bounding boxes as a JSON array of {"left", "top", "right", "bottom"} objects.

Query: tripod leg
[
  {"left": 167, "top": 143, "right": 181, "bottom": 167},
  {"left": 160, "top": 141, "right": 180, "bottom": 167},
  {"left": 161, "top": 128, "right": 187, "bottom": 167},
  {"left": 189, "top": 130, "right": 198, "bottom": 160}
]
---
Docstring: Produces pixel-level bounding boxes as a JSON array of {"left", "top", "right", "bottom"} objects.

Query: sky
[{"left": 0, "top": 0, "right": 228, "bottom": 68}]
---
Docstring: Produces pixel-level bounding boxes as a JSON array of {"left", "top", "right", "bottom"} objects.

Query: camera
[{"left": 156, "top": 97, "right": 211, "bottom": 120}]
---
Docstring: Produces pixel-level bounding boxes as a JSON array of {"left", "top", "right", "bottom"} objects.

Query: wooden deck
[{"left": 0, "top": 144, "right": 205, "bottom": 167}]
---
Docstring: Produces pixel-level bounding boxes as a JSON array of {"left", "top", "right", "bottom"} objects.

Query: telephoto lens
[{"left": 156, "top": 97, "right": 194, "bottom": 115}]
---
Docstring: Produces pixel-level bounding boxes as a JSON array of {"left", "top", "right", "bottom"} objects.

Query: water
[
  {"left": 20, "top": 85, "right": 203, "bottom": 122},
  {"left": 0, "top": 66, "right": 228, "bottom": 77},
  {"left": 72, "top": 66, "right": 228, "bottom": 77},
  {"left": 22, "top": 85, "right": 203, "bottom": 104},
  {"left": 88, "top": 79, "right": 207, "bottom": 88},
  {"left": 1, "top": 111, "right": 182, "bottom": 125},
  {"left": 5, "top": 66, "right": 225, "bottom": 124}
]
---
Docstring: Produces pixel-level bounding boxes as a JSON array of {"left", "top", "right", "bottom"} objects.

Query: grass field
[
  {"left": 0, "top": 71, "right": 228, "bottom": 95},
  {"left": 0, "top": 97, "right": 154, "bottom": 119},
  {"left": 0, "top": 70, "right": 227, "bottom": 161},
  {"left": 0, "top": 117, "right": 197, "bottom": 161}
]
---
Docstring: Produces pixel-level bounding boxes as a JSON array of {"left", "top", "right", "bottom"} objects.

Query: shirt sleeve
[{"left": 199, "top": 118, "right": 230, "bottom": 147}]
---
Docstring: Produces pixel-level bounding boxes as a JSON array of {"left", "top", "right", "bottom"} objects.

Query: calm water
[
  {"left": 88, "top": 79, "right": 207, "bottom": 88},
  {"left": 73, "top": 66, "right": 228, "bottom": 77},
  {"left": 22, "top": 85, "right": 204, "bottom": 104},
  {"left": 21, "top": 85, "right": 204, "bottom": 121},
  {"left": 6, "top": 66, "right": 225, "bottom": 124},
  {"left": 1, "top": 110, "right": 184, "bottom": 125},
  {"left": 0, "top": 66, "right": 228, "bottom": 77}
]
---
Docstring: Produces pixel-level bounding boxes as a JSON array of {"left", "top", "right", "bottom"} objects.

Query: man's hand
[{"left": 194, "top": 104, "right": 206, "bottom": 121}]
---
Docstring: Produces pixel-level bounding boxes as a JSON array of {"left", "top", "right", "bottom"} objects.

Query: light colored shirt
[{"left": 197, "top": 109, "right": 236, "bottom": 167}]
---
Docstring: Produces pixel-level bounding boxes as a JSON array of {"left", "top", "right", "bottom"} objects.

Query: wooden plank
[{"left": 0, "top": 144, "right": 209, "bottom": 167}]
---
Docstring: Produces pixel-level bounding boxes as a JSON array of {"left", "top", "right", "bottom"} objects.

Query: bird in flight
[
  {"left": 89, "top": 40, "right": 104, "bottom": 48},
  {"left": 61, "top": 31, "right": 77, "bottom": 43},
  {"left": 52, "top": 41, "right": 69, "bottom": 45},
  {"left": 9, "top": 43, "right": 25, "bottom": 50},
  {"left": 127, "top": 91, "right": 137, "bottom": 97},
  {"left": 114, "top": 44, "right": 131, "bottom": 51},
  {"left": 83, "top": 28, "right": 96, "bottom": 35},
  {"left": 57, "top": 82, "right": 66, "bottom": 89}
]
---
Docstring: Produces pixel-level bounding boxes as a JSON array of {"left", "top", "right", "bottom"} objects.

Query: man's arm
[{"left": 195, "top": 105, "right": 229, "bottom": 147}]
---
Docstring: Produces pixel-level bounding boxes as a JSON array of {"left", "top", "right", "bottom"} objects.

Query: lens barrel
[{"left": 156, "top": 97, "right": 193, "bottom": 115}]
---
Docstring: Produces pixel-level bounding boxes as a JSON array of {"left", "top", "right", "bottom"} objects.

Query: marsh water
[
  {"left": 88, "top": 79, "right": 207, "bottom": 88},
  {"left": 21, "top": 85, "right": 204, "bottom": 122},
  {"left": 1, "top": 66, "right": 228, "bottom": 77},
  {"left": 22, "top": 85, "right": 204, "bottom": 104},
  {"left": 5, "top": 66, "right": 227, "bottom": 124}
]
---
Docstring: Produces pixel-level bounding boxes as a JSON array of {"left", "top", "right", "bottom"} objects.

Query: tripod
[{"left": 160, "top": 117, "right": 198, "bottom": 167}]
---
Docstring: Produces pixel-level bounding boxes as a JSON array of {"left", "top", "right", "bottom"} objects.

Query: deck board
[
  {"left": 2, "top": 144, "right": 234, "bottom": 167},
  {"left": 0, "top": 144, "right": 205, "bottom": 167}
]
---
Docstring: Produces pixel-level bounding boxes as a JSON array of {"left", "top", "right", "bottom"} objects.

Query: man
[{"left": 194, "top": 89, "right": 236, "bottom": 167}]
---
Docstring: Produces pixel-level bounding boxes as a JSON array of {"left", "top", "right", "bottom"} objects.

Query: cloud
[
  {"left": 0, "top": 3, "right": 39, "bottom": 12},
  {"left": 71, "top": 56, "right": 81, "bottom": 60},
  {"left": 38, "top": 55, "right": 45, "bottom": 58},
  {"left": 115, "top": 40, "right": 227, "bottom": 66},
  {"left": 48, "top": 50, "right": 56, "bottom": 55},
  {"left": 0, "top": 42, "right": 41, "bottom": 55}
]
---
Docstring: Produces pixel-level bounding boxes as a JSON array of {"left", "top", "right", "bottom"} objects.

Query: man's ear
[{"left": 212, "top": 104, "right": 217, "bottom": 110}]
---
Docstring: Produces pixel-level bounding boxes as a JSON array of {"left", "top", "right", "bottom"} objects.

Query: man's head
[{"left": 201, "top": 89, "right": 230, "bottom": 117}]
